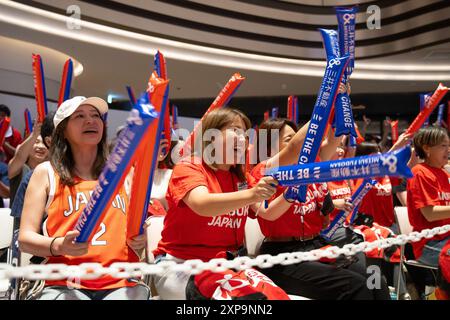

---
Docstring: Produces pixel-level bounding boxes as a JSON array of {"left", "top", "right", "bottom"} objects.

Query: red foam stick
[
  {"left": 32, "top": 54, "right": 48, "bottom": 122},
  {"left": 181, "top": 73, "right": 245, "bottom": 156},
  {"left": 0, "top": 117, "right": 11, "bottom": 147},
  {"left": 406, "top": 83, "right": 449, "bottom": 135},
  {"left": 390, "top": 120, "right": 399, "bottom": 144},
  {"left": 127, "top": 72, "right": 169, "bottom": 239},
  {"left": 264, "top": 111, "right": 269, "bottom": 121}
]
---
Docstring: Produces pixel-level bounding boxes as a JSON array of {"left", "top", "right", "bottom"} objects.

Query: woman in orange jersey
[{"left": 19, "top": 96, "right": 150, "bottom": 300}]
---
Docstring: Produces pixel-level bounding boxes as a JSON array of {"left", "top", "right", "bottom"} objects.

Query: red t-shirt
[
  {"left": 357, "top": 176, "right": 394, "bottom": 227},
  {"left": 250, "top": 162, "right": 329, "bottom": 238},
  {"left": 327, "top": 180, "right": 352, "bottom": 221},
  {"left": 154, "top": 158, "right": 250, "bottom": 261},
  {"left": 407, "top": 163, "right": 450, "bottom": 259}
]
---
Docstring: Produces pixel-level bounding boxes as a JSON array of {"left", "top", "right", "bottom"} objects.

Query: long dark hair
[{"left": 50, "top": 116, "right": 109, "bottom": 186}]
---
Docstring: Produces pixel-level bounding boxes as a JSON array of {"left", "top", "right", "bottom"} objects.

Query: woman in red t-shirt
[
  {"left": 250, "top": 118, "right": 390, "bottom": 300},
  {"left": 407, "top": 126, "right": 450, "bottom": 267},
  {"left": 153, "top": 108, "right": 279, "bottom": 300}
]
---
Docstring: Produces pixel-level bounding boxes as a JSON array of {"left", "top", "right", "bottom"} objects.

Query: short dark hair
[
  {"left": 41, "top": 111, "right": 55, "bottom": 148},
  {"left": 257, "top": 118, "right": 298, "bottom": 163},
  {"left": 0, "top": 104, "right": 11, "bottom": 117}
]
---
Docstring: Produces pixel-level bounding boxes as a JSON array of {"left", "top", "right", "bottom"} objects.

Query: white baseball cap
[{"left": 53, "top": 96, "right": 108, "bottom": 128}]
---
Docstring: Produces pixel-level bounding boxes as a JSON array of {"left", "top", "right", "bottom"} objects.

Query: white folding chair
[{"left": 394, "top": 206, "right": 438, "bottom": 299}]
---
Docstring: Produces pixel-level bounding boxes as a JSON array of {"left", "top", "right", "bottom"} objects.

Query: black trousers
[{"left": 257, "top": 238, "right": 391, "bottom": 300}]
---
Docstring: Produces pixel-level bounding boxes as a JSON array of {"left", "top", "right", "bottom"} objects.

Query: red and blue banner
[{"left": 24, "top": 108, "right": 33, "bottom": 137}]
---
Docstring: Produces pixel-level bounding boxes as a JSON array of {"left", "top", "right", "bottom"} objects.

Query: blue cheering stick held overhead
[{"left": 294, "top": 54, "right": 350, "bottom": 203}]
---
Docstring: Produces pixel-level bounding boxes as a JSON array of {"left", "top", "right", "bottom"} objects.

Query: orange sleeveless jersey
[{"left": 42, "top": 162, "right": 139, "bottom": 290}]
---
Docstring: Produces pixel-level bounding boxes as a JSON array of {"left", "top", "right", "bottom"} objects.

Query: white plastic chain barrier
[{"left": 0, "top": 224, "right": 449, "bottom": 282}]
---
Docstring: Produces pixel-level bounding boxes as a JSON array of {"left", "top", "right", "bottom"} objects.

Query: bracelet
[{"left": 49, "top": 237, "right": 61, "bottom": 257}]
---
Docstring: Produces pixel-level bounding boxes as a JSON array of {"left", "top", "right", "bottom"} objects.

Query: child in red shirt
[{"left": 407, "top": 126, "right": 450, "bottom": 267}]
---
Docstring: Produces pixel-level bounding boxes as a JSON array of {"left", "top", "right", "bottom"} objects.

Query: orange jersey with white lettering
[{"left": 42, "top": 162, "right": 139, "bottom": 290}]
